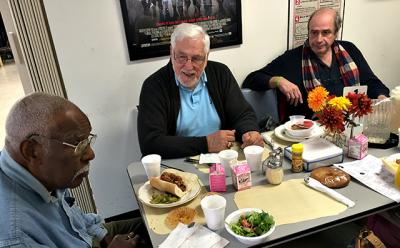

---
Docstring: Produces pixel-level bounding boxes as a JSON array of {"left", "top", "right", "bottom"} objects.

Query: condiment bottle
[
  {"left": 395, "top": 163, "right": 400, "bottom": 188},
  {"left": 266, "top": 159, "right": 283, "bottom": 185},
  {"left": 264, "top": 148, "right": 284, "bottom": 185},
  {"left": 291, "top": 143, "right": 303, "bottom": 173}
]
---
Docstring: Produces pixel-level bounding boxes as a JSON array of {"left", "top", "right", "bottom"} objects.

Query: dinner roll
[{"left": 310, "top": 166, "right": 350, "bottom": 188}]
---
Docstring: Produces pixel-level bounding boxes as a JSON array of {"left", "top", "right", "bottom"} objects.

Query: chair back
[{"left": 241, "top": 88, "right": 279, "bottom": 123}]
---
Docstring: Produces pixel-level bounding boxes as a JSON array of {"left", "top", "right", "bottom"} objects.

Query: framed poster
[
  {"left": 120, "top": 0, "right": 242, "bottom": 61},
  {"left": 288, "top": 0, "right": 345, "bottom": 49}
]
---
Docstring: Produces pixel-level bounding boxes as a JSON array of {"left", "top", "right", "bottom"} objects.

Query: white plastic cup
[
  {"left": 141, "top": 154, "right": 161, "bottom": 179},
  {"left": 398, "top": 128, "right": 400, "bottom": 148},
  {"left": 289, "top": 115, "right": 305, "bottom": 122},
  {"left": 200, "top": 195, "right": 226, "bottom": 230},
  {"left": 218, "top": 149, "right": 238, "bottom": 175},
  {"left": 244, "top": 145, "right": 264, "bottom": 172}
]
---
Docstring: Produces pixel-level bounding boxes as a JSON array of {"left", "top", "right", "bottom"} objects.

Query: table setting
[{"left": 128, "top": 86, "right": 400, "bottom": 247}]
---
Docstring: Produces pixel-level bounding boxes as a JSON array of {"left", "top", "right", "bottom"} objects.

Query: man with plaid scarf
[{"left": 243, "top": 7, "right": 389, "bottom": 123}]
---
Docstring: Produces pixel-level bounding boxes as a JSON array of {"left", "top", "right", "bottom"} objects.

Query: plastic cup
[
  {"left": 289, "top": 115, "right": 305, "bottom": 122},
  {"left": 244, "top": 145, "right": 264, "bottom": 172},
  {"left": 141, "top": 154, "right": 161, "bottom": 179},
  {"left": 398, "top": 128, "right": 400, "bottom": 148},
  {"left": 200, "top": 195, "right": 226, "bottom": 230},
  {"left": 218, "top": 150, "right": 238, "bottom": 176}
]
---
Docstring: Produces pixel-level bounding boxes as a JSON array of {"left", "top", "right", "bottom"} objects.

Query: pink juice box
[
  {"left": 348, "top": 134, "right": 368, "bottom": 160},
  {"left": 231, "top": 161, "right": 252, "bottom": 191},
  {"left": 209, "top": 163, "right": 226, "bottom": 192}
]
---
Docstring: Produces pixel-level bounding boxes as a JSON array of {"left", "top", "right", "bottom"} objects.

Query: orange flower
[{"left": 307, "top": 86, "right": 329, "bottom": 112}]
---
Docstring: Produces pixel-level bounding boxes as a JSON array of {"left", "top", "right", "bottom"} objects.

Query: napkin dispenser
[{"left": 284, "top": 138, "right": 344, "bottom": 171}]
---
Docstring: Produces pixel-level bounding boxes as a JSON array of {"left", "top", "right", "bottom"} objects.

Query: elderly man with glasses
[
  {"left": 0, "top": 93, "right": 149, "bottom": 248},
  {"left": 138, "top": 23, "right": 263, "bottom": 159}
]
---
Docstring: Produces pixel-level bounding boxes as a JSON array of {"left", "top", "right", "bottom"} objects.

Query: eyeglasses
[
  {"left": 173, "top": 52, "right": 206, "bottom": 66},
  {"left": 28, "top": 133, "right": 97, "bottom": 155}
]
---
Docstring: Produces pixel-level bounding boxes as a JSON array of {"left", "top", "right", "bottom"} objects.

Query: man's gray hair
[
  {"left": 308, "top": 7, "right": 342, "bottom": 34},
  {"left": 5, "top": 92, "right": 74, "bottom": 149},
  {"left": 171, "top": 23, "right": 210, "bottom": 54}
]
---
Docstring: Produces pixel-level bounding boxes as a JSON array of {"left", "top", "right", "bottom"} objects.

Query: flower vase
[
  {"left": 332, "top": 132, "right": 347, "bottom": 149},
  {"left": 325, "top": 132, "right": 347, "bottom": 149}
]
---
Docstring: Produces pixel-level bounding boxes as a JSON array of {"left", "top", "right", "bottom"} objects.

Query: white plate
[
  {"left": 138, "top": 179, "right": 201, "bottom": 208},
  {"left": 274, "top": 124, "right": 324, "bottom": 142}
]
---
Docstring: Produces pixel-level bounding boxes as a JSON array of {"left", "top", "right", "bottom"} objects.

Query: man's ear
[{"left": 20, "top": 139, "right": 42, "bottom": 164}]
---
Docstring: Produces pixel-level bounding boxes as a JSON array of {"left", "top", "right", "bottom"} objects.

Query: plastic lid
[{"left": 292, "top": 143, "right": 303, "bottom": 152}]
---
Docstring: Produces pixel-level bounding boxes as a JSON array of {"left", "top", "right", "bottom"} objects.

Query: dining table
[{"left": 127, "top": 132, "right": 400, "bottom": 247}]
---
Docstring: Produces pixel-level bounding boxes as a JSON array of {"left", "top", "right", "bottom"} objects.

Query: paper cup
[
  {"left": 244, "top": 145, "right": 264, "bottom": 172},
  {"left": 201, "top": 195, "right": 226, "bottom": 230},
  {"left": 141, "top": 154, "right": 161, "bottom": 179},
  {"left": 218, "top": 149, "right": 238, "bottom": 175}
]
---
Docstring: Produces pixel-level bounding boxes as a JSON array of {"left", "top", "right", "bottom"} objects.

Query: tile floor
[{"left": 0, "top": 62, "right": 25, "bottom": 148}]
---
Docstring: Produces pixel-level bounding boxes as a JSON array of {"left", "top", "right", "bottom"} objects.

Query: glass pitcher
[{"left": 363, "top": 99, "right": 392, "bottom": 144}]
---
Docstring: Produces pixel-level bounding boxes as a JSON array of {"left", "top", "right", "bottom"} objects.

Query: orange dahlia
[{"left": 307, "top": 86, "right": 329, "bottom": 112}]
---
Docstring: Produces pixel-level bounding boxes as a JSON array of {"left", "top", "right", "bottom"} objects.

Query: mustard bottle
[
  {"left": 291, "top": 143, "right": 303, "bottom": 173},
  {"left": 395, "top": 163, "right": 400, "bottom": 188}
]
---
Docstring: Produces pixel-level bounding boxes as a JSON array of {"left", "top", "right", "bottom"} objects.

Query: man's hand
[
  {"left": 241, "top": 131, "right": 264, "bottom": 148},
  {"left": 207, "top": 130, "right": 236, "bottom": 153},
  {"left": 270, "top": 76, "right": 303, "bottom": 106},
  {"left": 107, "top": 233, "right": 140, "bottom": 248},
  {"left": 377, "top": 94, "right": 387, "bottom": 100}
]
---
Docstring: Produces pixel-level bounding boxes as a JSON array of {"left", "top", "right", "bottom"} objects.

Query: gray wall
[{"left": 43, "top": 0, "right": 400, "bottom": 218}]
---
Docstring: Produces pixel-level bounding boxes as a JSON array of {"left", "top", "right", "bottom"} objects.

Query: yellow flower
[
  {"left": 328, "top": 96, "right": 352, "bottom": 111},
  {"left": 307, "top": 86, "right": 329, "bottom": 112}
]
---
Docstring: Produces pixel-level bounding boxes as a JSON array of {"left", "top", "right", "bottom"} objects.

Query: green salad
[{"left": 229, "top": 211, "right": 275, "bottom": 237}]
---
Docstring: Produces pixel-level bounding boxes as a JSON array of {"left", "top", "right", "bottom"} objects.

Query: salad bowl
[{"left": 225, "top": 208, "right": 275, "bottom": 245}]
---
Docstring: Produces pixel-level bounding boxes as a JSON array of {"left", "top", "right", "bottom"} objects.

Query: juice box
[
  {"left": 209, "top": 163, "right": 226, "bottom": 192},
  {"left": 348, "top": 134, "right": 368, "bottom": 160},
  {"left": 231, "top": 161, "right": 252, "bottom": 191}
]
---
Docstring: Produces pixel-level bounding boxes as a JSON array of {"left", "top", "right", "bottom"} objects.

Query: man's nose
[
  {"left": 183, "top": 59, "right": 195, "bottom": 69},
  {"left": 81, "top": 145, "right": 95, "bottom": 162}
]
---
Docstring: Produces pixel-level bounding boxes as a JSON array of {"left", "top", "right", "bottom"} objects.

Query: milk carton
[
  {"left": 348, "top": 134, "right": 368, "bottom": 160},
  {"left": 231, "top": 161, "right": 252, "bottom": 191},
  {"left": 209, "top": 164, "right": 226, "bottom": 192}
]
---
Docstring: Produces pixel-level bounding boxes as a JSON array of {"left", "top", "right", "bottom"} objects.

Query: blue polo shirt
[{"left": 176, "top": 73, "right": 221, "bottom": 137}]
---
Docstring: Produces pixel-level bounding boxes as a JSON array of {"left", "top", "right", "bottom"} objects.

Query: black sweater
[
  {"left": 138, "top": 60, "right": 259, "bottom": 159},
  {"left": 243, "top": 40, "right": 390, "bottom": 122}
]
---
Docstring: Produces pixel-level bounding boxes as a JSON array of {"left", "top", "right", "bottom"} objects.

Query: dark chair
[{"left": 241, "top": 88, "right": 279, "bottom": 123}]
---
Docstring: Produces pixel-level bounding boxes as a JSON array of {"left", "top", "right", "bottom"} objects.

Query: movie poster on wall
[
  {"left": 288, "top": 0, "right": 345, "bottom": 49},
  {"left": 120, "top": 0, "right": 242, "bottom": 61}
]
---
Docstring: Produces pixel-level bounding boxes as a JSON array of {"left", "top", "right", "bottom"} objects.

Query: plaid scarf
[{"left": 302, "top": 40, "right": 360, "bottom": 91}]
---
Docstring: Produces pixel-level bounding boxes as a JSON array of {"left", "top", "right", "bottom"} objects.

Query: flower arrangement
[{"left": 307, "top": 86, "right": 372, "bottom": 139}]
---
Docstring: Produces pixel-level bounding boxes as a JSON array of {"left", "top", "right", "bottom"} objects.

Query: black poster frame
[{"left": 120, "top": 0, "right": 242, "bottom": 61}]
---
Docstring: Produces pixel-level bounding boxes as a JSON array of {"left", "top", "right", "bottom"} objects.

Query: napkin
[
  {"left": 199, "top": 153, "right": 220, "bottom": 164},
  {"left": 304, "top": 177, "right": 355, "bottom": 208},
  {"left": 159, "top": 223, "right": 229, "bottom": 248}
]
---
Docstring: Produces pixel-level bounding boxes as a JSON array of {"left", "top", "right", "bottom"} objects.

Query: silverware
[{"left": 161, "top": 163, "right": 184, "bottom": 172}]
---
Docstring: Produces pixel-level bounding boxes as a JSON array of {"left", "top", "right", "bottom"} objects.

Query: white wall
[
  {"left": 43, "top": 0, "right": 400, "bottom": 218},
  {"left": 343, "top": 0, "right": 400, "bottom": 90}
]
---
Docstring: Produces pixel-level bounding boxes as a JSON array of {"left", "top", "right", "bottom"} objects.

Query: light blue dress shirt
[
  {"left": 176, "top": 73, "right": 221, "bottom": 137},
  {"left": 0, "top": 149, "right": 107, "bottom": 248}
]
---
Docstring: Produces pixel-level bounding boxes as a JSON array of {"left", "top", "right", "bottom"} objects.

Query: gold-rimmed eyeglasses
[
  {"left": 173, "top": 52, "right": 206, "bottom": 66},
  {"left": 28, "top": 133, "right": 97, "bottom": 155}
]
